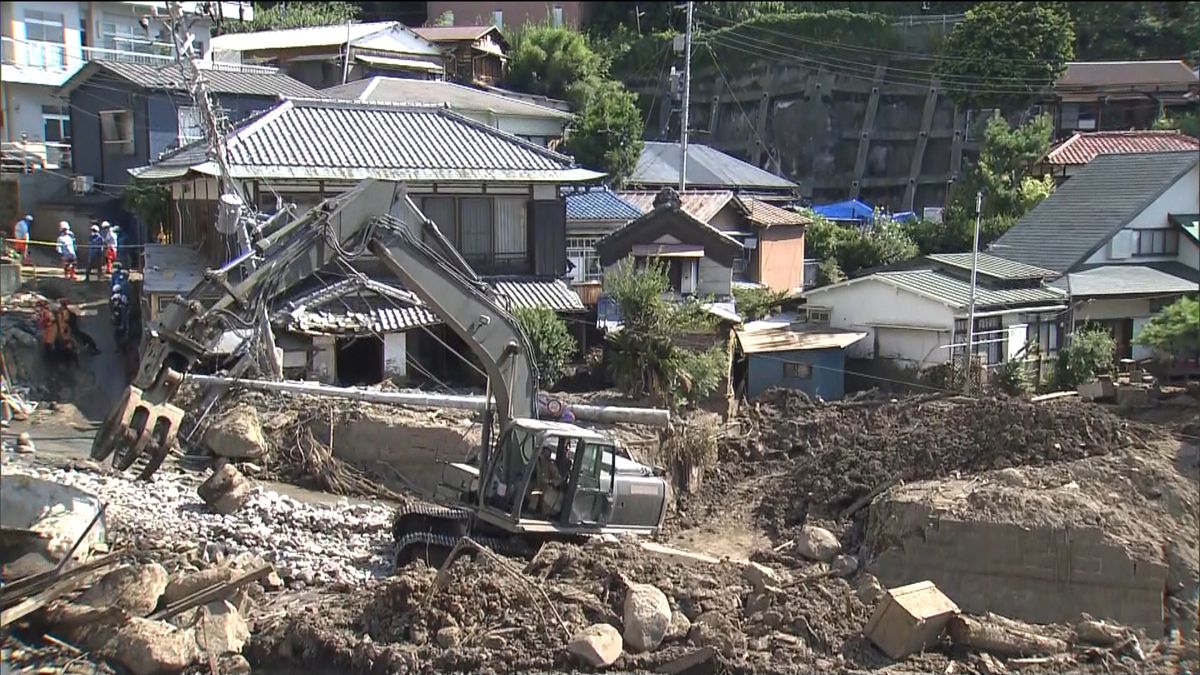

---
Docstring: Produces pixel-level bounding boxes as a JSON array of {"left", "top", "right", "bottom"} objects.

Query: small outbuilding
[{"left": 736, "top": 313, "right": 866, "bottom": 400}]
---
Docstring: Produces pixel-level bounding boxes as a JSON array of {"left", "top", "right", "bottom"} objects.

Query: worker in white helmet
[{"left": 56, "top": 221, "right": 77, "bottom": 280}]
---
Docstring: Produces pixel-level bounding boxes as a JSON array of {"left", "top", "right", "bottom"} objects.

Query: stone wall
[{"left": 866, "top": 485, "right": 1168, "bottom": 635}]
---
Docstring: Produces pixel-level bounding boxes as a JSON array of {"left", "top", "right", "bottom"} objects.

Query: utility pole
[
  {"left": 963, "top": 190, "right": 983, "bottom": 392},
  {"left": 341, "top": 18, "right": 352, "bottom": 85},
  {"left": 678, "top": 1, "right": 693, "bottom": 193}
]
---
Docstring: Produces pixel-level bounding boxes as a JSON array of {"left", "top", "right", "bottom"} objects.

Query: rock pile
[{"left": 3, "top": 463, "right": 395, "bottom": 588}]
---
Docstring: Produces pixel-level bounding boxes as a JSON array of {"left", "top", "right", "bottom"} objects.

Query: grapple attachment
[{"left": 90, "top": 385, "right": 185, "bottom": 480}]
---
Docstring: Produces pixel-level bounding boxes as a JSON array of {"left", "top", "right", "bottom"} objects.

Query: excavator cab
[{"left": 477, "top": 419, "right": 619, "bottom": 532}]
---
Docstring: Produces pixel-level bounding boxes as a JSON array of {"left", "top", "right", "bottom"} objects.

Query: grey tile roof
[
  {"left": 927, "top": 252, "right": 1056, "bottom": 280},
  {"left": 142, "top": 244, "right": 207, "bottom": 294},
  {"left": 564, "top": 189, "right": 642, "bottom": 222},
  {"left": 627, "top": 142, "right": 798, "bottom": 192},
  {"left": 992, "top": 151, "right": 1199, "bottom": 272},
  {"left": 489, "top": 277, "right": 586, "bottom": 313},
  {"left": 60, "top": 61, "right": 318, "bottom": 98},
  {"left": 133, "top": 98, "right": 604, "bottom": 183},
  {"left": 1053, "top": 262, "right": 1200, "bottom": 297},
  {"left": 320, "top": 77, "right": 571, "bottom": 120},
  {"left": 870, "top": 270, "right": 1067, "bottom": 311},
  {"left": 274, "top": 276, "right": 441, "bottom": 335}
]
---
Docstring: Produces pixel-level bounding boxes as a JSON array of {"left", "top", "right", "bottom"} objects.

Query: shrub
[
  {"left": 513, "top": 306, "right": 577, "bottom": 389},
  {"left": 992, "top": 359, "right": 1031, "bottom": 396},
  {"left": 1056, "top": 326, "right": 1115, "bottom": 388},
  {"left": 733, "top": 285, "right": 789, "bottom": 322}
]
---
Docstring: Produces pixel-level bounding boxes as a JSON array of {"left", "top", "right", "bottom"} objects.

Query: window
[
  {"left": 806, "top": 306, "right": 831, "bottom": 324},
  {"left": 1132, "top": 229, "right": 1179, "bottom": 257},
  {"left": 954, "top": 316, "right": 1004, "bottom": 365},
  {"left": 100, "top": 110, "right": 135, "bottom": 155},
  {"left": 783, "top": 362, "right": 812, "bottom": 379},
  {"left": 42, "top": 106, "right": 70, "bottom": 143},
  {"left": 552, "top": 5, "right": 564, "bottom": 27},
  {"left": 418, "top": 196, "right": 528, "bottom": 273},
  {"left": 177, "top": 106, "right": 203, "bottom": 144},
  {"left": 567, "top": 235, "right": 604, "bottom": 283},
  {"left": 102, "top": 20, "right": 153, "bottom": 53},
  {"left": 25, "top": 10, "right": 65, "bottom": 43},
  {"left": 1024, "top": 317, "right": 1059, "bottom": 357}
]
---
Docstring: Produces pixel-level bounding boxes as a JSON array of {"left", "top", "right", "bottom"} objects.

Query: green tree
[
  {"left": 1153, "top": 111, "right": 1200, "bottom": 140},
  {"left": 938, "top": 2, "right": 1075, "bottom": 111},
  {"left": 1135, "top": 297, "right": 1200, "bottom": 359},
  {"left": 218, "top": 2, "right": 360, "bottom": 34},
  {"left": 1067, "top": 2, "right": 1200, "bottom": 62},
  {"left": 121, "top": 182, "right": 171, "bottom": 234},
  {"left": 804, "top": 213, "right": 919, "bottom": 277},
  {"left": 733, "top": 285, "right": 790, "bottom": 321},
  {"left": 507, "top": 24, "right": 604, "bottom": 105},
  {"left": 513, "top": 306, "right": 577, "bottom": 389},
  {"left": 604, "top": 259, "right": 727, "bottom": 408},
  {"left": 817, "top": 257, "right": 846, "bottom": 286},
  {"left": 1056, "top": 326, "right": 1115, "bottom": 388},
  {"left": 563, "top": 79, "right": 645, "bottom": 183}
]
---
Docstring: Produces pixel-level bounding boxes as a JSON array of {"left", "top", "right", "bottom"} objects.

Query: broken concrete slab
[
  {"left": 0, "top": 472, "right": 106, "bottom": 564},
  {"left": 163, "top": 567, "right": 237, "bottom": 606},
  {"left": 195, "top": 600, "right": 249, "bottom": 656},
  {"left": 110, "top": 617, "right": 200, "bottom": 675},
  {"left": 567, "top": 623, "right": 623, "bottom": 668},
  {"left": 623, "top": 583, "right": 672, "bottom": 652},
  {"left": 78, "top": 563, "right": 168, "bottom": 617},
  {"left": 204, "top": 408, "right": 267, "bottom": 460},
  {"left": 197, "top": 465, "right": 253, "bottom": 515},
  {"left": 864, "top": 580, "right": 959, "bottom": 659}
]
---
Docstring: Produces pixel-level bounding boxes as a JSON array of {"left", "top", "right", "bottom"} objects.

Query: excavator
[{"left": 88, "top": 180, "right": 670, "bottom": 562}]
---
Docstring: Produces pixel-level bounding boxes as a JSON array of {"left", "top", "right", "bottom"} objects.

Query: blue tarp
[{"left": 811, "top": 199, "right": 876, "bottom": 223}]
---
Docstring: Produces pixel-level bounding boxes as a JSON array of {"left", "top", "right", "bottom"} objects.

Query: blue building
[
  {"left": 43, "top": 61, "right": 315, "bottom": 244},
  {"left": 736, "top": 314, "right": 866, "bottom": 400}
]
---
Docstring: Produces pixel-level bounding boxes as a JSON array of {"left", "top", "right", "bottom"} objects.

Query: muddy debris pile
[
  {"left": 728, "top": 390, "right": 1152, "bottom": 519},
  {"left": 255, "top": 538, "right": 879, "bottom": 674}
]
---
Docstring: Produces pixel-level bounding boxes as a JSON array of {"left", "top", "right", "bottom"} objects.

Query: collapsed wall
[{"left": 865, "top": 478, "right": 1170, "bottom": 635}]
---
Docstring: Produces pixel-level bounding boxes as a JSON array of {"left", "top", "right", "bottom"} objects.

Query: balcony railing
[
  {"left": 2, "top": 36, "right": 176, "bottom": 74},
  {"left": 1, "top": 140, "right": 72, "bottom": 173}
]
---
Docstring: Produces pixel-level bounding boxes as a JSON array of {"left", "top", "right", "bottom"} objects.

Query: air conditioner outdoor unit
[
  {"left": 72, "top": 175, "right": 94, "bottom": 194},
  {"left": 923, "top": 207, "right": 944, "bottom": 223}
]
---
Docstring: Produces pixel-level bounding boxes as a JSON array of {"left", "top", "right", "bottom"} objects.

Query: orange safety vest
[{"left": 36, "top": 307, "right": 57, "bottom": 346}]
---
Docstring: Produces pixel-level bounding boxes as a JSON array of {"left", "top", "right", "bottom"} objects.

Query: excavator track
[{"left": 391, "top": 500, "right": 532, "bottom": 567}]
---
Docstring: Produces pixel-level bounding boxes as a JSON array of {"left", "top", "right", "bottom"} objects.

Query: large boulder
[
  {"left": 78, "top": 563, "right": 168, "bottom": 617},
  {"left": 110, "top": 618, "right": 200, "bottom": 675},
  {"left": 195, "top": 601, "right": 250, "bottom": 656},
  {"left": 197, "top": 464, "right": 253, "bottom": 515},
  {"left": 163, "top": 567, "right": 237, "bottom": 606},
  {"left": 203, "top": 409, "right": 267, "bottom": 459},
  {"left": 796, "top": 526, "right": 841, "bottom": 562},
  {"left": 622, "top": 583, "right": 672, "bottom": 652},
  {"left": 567, "top": 623, "right": 623, "bottom": 668}
]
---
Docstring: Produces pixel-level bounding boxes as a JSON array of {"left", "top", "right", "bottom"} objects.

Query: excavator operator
[{"left": 533, "top": 436, "right": 574, "bottom": 518}]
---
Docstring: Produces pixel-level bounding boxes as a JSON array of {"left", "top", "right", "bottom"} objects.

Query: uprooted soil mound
[
  {"left": 709, "top": 390, "right": 1157, "bottom": 538},
  {"left": 250, "top": 539, "right": 885, "bottom": 674}
]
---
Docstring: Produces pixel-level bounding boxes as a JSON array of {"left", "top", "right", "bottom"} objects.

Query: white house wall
[
  {"left": 806, "top": 279, "right": 956, "bottom": 365},
  {"left": 383, "top": 332, "right": 407, "bottom": 379},
  {"left": 1074, "top": 297, "right": 1156, "bottom": 360},
  {"left": 2, "top": 82, "right": 60, "bottom": 142},
  {"left": 1086, "top": 164, "right": 1200, "bottom": 267}
]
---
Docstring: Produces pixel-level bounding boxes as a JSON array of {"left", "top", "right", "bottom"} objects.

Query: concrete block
[{"left": 864, "top": 581, "right": 960, "bottom": 659}]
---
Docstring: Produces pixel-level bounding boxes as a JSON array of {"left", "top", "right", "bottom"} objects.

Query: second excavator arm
[{"left": 94, "top": 180, "right": 539, "bottom": 476}]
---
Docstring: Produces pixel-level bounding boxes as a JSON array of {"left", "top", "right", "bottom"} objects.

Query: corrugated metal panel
[
  {"left": 490, "top": 278, "right": 585, "bottom": 312},
  {"left": 1044, "top": 131, "right": 1200, "bottom": 167},
  {"left": 737, "top": 327, "right": 867, "bottom": 354},
  {"left": 927, "top": 253, "right": 1055, "bottom": 280},
  {"left": 628, "top": 142, "right": 797, "bottom": 191},
  {"left": 81, "top": 61, "right": 318, "bottom": 97},
  {"left": 139, "top": 99, "right": 604, "bottom": 183},
  {"left": 564, "top": 189, "right": 643, "bottom": 222},
  {"left": 877, "top": 270, "right": 1067, "bottom": 310},
  {"left": 618, "top": 190, "right": 734, "bottom": 224}
]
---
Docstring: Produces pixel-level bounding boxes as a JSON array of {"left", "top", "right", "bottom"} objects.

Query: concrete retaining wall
[{"left": 867, "top": 494, "right": 1167, "bottom": 634}]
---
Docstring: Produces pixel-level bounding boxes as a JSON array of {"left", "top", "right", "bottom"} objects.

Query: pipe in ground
[{"left": 186, "top": 374, "right": 671, "bottom": 427}]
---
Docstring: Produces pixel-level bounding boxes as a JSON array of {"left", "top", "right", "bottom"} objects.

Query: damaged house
[{"left": 131, "top": 96, "right": 598, "bottom": 386}]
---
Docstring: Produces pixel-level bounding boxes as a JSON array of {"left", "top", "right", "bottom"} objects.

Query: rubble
[
  {"left": 107, "top": 617, "right": 200, "bottom": 675},
  {"left": 203, "top": 408, "right": 267, "bottom": 459},
  {"left": 197, "top": 464, "right": 253, "bottom": 515},
  {"left": 568, "top": 623, "right": 623, "bottom": 667},
  {"left": 194, "top": 600, "right": 250, "bottom": 656},
  {"left": 163, "top": 567, "right": 237, "bottom": 605},
  {"left": 795, "top": 525, "right": 841, "bottom": 562},
  {"left": 622, "top": 582, "right": 672, "bottom": 652},
  {"left": 864, "top": 580, "right": 959, "bottom": 659},
  {"left": 78, "top": 563, "right": 169, "bottom": 617}
]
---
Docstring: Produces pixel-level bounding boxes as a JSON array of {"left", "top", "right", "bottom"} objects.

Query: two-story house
[
  {"left": 206, "top": 21, "right": 445, "bottom": 89},
  {"left": 37, "top": 59, "right": 314, "bottom": 242},
  {"left": 994, "top": 150, "right": 1199, "bottom": 362},
  {"left": 0, "top": 1, "right": 251, "bottom": 220},
  {"left": 425, "top": 2, "right": 591, "bottom": 31},
  {"left": 410, "top": 25, "right": 506, "bottom": 87},
  {"left": 1042, "top": 61, "right": 1200, "bottom": 141},
  {"left": 1033, "top": 130, "right": 1200, "bottom": 184},
  {"left": 320, "top": 75, "right": 570, "bottom": 148}
]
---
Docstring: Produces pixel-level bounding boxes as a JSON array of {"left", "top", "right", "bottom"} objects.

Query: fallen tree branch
[{"left": 948, "top": 614, "right": 1069, "bottom": 658}]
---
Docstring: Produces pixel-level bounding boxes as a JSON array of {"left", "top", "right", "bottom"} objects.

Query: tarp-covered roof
[{"left": 810, "top": 199, "right": 875, "bottom": 223}]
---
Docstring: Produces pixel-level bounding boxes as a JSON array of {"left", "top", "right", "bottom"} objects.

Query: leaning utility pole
[
  {"left": 963, "top": 190, "right": 983, "bottom": 391},
  {"left": 678, "top": 1, "right": 693, "bottom": 193}
]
